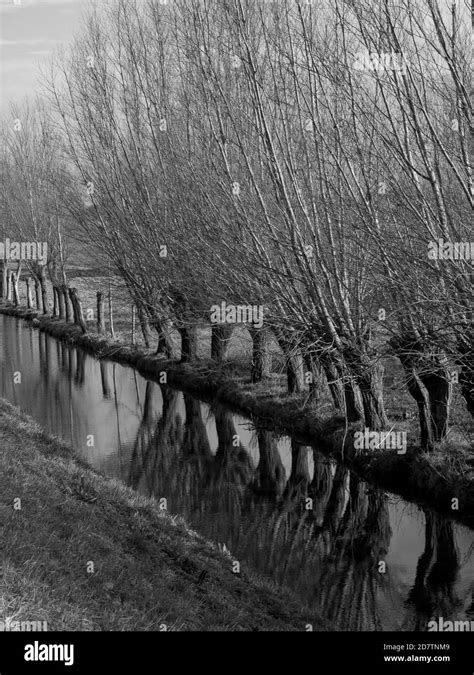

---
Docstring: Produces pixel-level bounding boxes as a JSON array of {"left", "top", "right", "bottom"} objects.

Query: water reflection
[
  {"left": 1, "top": 315, "right": 473, "bottom": 631},
  {"left": 403, "top": 513, "right": 463, "bottom": 630}
]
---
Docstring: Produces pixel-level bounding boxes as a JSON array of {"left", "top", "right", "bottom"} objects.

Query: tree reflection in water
[
  {"left": 403, "top": 512, "right": 462, "bottom": 630},
  {"left": 1, "top": 319, "right": 472, "bottom": 632},
  {"left": 123, "top": 394, "right": 418, "bottom": 630}
]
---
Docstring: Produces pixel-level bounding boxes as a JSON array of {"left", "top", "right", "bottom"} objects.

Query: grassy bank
[
  {"left": 1, "top": 304, "right": 473, "bottom": 529},
  {"left": 0, "top": 398, "right": 325, "bottom": 631}
]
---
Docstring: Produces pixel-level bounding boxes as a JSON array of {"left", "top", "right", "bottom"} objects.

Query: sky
[{"left": 0, "top": 0, "right": 86, "bottom": 114}]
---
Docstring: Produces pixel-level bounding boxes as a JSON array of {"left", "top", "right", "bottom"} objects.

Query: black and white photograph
[{"left": 0, "top": 0, "right": 472, "bottom": 670}]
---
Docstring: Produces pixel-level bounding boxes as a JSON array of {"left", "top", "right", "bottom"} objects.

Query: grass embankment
[
  {"left": 1, "top": 303, "right": 473, "bottom": 529},
  {"left": 0, "top": 398, "right": 325, "bottom": 631}
]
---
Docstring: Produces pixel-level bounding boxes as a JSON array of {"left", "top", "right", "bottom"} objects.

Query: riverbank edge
[
  {"left": 1, "top": 303, "right": 473, "bottom": 529},
  {"left": 0, "top": 397, "right": 327, "bottom": 631}
]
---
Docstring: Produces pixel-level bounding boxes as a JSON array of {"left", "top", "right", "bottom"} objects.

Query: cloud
[
  {"left": 1, "top": 56, "right": 37, "bottom": 74},
  {"left": 0, "top": 0, "right": 84, "bottom": 109},
  {"left": 0, "top": 0, "right": 80, "bottom": 5},
  {"left": 0, "top": 38, "right": 56, "bottom": 46},
  {"left": 0, "top": 0, "right": 81, "bottom": 13}
]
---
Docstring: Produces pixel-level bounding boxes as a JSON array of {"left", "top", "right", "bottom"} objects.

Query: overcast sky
[{"left": 0, "top": 0, "right": 86, "bottom": 113}]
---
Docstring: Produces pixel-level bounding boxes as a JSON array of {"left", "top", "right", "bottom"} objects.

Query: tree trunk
[
  {"left": 62, "top": 286, "right": 71, "bottom": 322},
  {"left": 343, "top": 346, "right": 388, "bottom": 428},
  {"left": 343, "top": 375, "right": 365, "bottom": 424},
  {"left": 136, "top": 303, "right": 151, "bottom": 348},
  {"left": 250, "top": 327, "right": 271, "bottom": 382},
  {"left": 69, "top": 290, "right": 78, "bottom": 324},
  {"left": 320, "top": 357, "right": 345, "bottom": 411},
  {"left": 287, "top": 353, "right": 305, "bottom": 393},
  {"left": 174, "top": 292, "right": 196, "bottom": 363},
  {"left": 303, "top": 353, "right": 326, "bottom": 404},
  {"left": 39, "top": 273, "right": 48, "bottom": 315},
  {"left": 211, "top": 324, "right": 233, "bottom": 363},
  {"left": 52, "top": 286, "right": 59, "bottom": 316},
  {"left": 156, "top": 327, "right": 174, "bottom": 358},
  {"left": 458, "top": 337, "right": 473, "bottom": 416},
  {"left": 358, "top": 362, "right": 389, "bottom": 429},
  {"left": 179, "top": 325, "right": 196, "bottom": 363},
  {"left": 151, "top": 311, "right": 175, "bottom": 358},
  {"left": 391, "top": 336, "right": 451, "bottom": 448},
  {"left": 69, "top": 287, "right": 87, "bottom": 333},
  {"left": 402, "top": 364, "right": 434, "bottom": 450},
  {"left": 459, "top": 362, "right": 474, "bottom": 416},
  {"left": 419, "top": 365, "right": 452, "bottom": 442},
  {"left": 57, "top": 285, "right": 65, "bottom": 319},
  {"left": 277, "top": 334, "right": 305, "bottom": 393},
  {"left": 34, "top": 277, "right": 42, "bottom": 311}
]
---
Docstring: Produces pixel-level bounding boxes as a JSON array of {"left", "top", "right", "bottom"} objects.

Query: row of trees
[
  {"left": 0, "top": 101, "right": 68, "bottom": 313},
  {"left": 0, "top": 0, "right": 471, "bottom": 449}
]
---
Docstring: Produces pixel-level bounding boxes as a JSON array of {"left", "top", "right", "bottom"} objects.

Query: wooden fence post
[
  {"left": 108, "top": 287, "right": 115, "bottom": 339},
  {"left": 12, "top": 272, "right": 20, "bottom": 306},
  {"left": 1, "top": 265, "right": 7, "bottom": 299},
  {"left": 26, "top": 278, "right": 33, "bottom": 309},
  {"left": 96, "top": 291, "right": 105, "bottom": 334},
  {"left": 131, "top": 305, "right": 136, "bottom": 344},
  {"left": 7, "top": 271, "right": 12, "bottom": 302}
]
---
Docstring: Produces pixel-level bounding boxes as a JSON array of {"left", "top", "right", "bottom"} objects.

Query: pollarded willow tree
[
  {"left": 333, "top": 0, "right": 472, "bottom": 446},
  {"left": 37, "top": 0, "right": 471, "bottom": 447},
  {"left": 48, "top": 0, "right": 271, "bottom": 359},
  {"left": 0, "top": 99, "right": 71, "bottom": 314}
]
